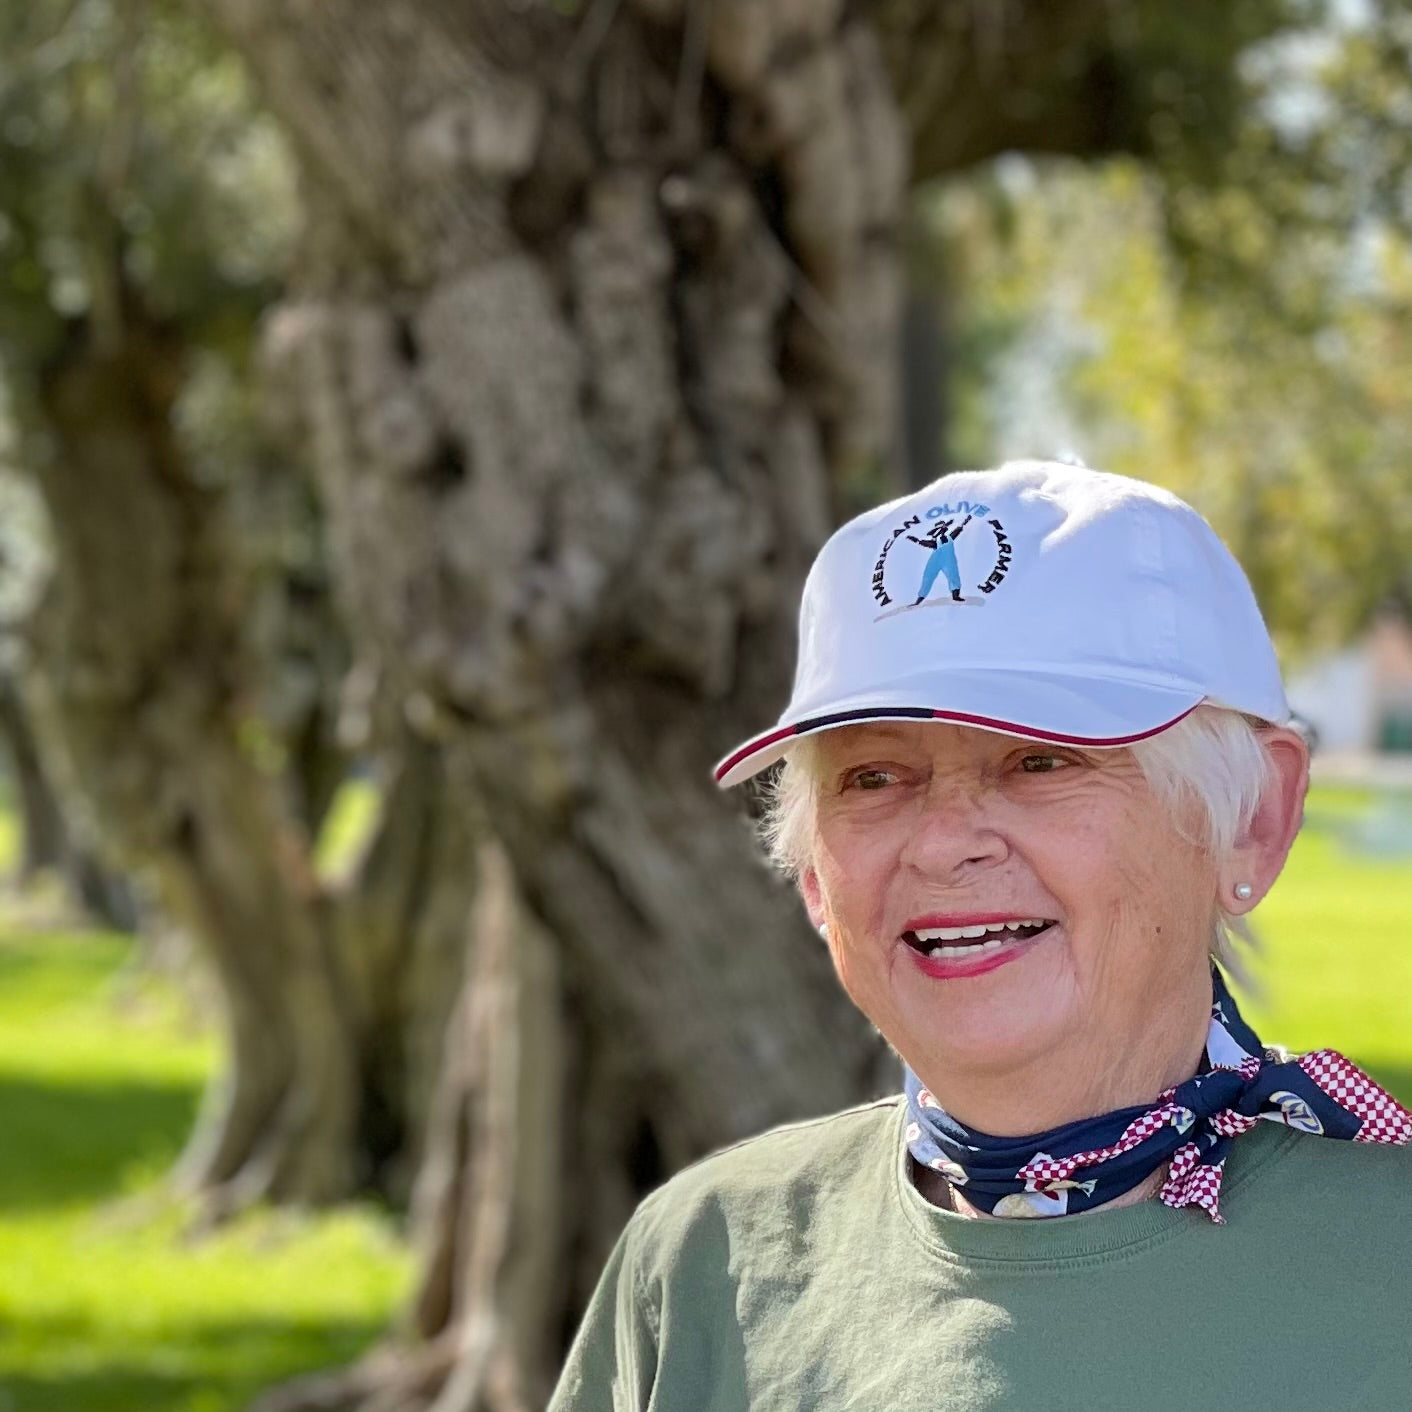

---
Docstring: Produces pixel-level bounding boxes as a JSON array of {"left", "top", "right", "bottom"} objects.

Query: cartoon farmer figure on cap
[{"left": 908, "top": 514, "right": 972, "bottom": 604}]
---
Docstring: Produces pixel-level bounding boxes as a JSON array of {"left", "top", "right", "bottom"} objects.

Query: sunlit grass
[
  {"left": 0, "top": 927, "right": 411, "bottom": 1412},
  {"left": 1241, "top": 786, "right": 1412, "bottom": 1102}
]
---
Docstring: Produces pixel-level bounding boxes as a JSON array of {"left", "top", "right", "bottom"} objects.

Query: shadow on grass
[
  {"left": 0, "top": 1074, "right": 197, "bottom": 1211},
  {"left": 0, "top": 1312, "right": 386, "bottom": 1412}
]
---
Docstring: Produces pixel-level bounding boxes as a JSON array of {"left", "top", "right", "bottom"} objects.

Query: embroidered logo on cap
[{"left": 870, "top": 499, "right": 1014, "bottom": 619}]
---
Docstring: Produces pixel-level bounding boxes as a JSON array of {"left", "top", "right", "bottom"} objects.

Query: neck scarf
[{"left": 904, "top": 967, "right": 1412, "bottom": 1223}]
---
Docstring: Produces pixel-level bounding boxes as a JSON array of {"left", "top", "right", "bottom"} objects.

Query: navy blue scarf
[{"left": 904, "top": 968, "right": 1412, "bottom": 1222}]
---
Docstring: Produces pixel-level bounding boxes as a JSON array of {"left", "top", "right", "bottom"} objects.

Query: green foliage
[
  {"left": 0, "top": 0, "right": 296, "bottom": 510},
  {"left": 0, "top": 927, "right": 410, "bottom": 1412},
  {"left": 1106, "top": 0, "right": 1301, "bottom": 183},
  {"left": 0, "top": 0, "right": 296, "bottom": 350},
  {"left": 929, "top": 149, "right": 1412, "bottom": 657}
]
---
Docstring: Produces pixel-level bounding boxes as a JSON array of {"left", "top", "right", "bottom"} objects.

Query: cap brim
[{"left": 713, "top": 669, "right": 1207, "bottom": 787}]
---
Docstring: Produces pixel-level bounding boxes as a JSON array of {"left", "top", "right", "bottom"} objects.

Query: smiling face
[{"left": 799, "top": 721, "right": 1222, "bottom": 1131}]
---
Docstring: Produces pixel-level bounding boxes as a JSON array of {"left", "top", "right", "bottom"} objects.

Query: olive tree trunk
[{"left": 27, "top": 299, "right": 474, "bottom": 1208}]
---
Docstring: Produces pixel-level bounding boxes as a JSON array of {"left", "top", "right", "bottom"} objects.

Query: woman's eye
[
  {"left": 1019, "top": 754, "right": 1069, "bottom": 774},
  {"left": 843, "top": 767, "right": 897, "bottom": 791}
]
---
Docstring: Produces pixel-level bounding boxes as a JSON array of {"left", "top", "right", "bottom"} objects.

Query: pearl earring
[
  {"left": 818, "top": 922, "right": 830, "bottom": 939},
  {"left": 1234, "top": 883, "right": 1253, "bottom": 901}
]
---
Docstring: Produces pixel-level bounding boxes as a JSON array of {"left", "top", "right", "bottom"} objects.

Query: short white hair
[{"left": 759, "top": 704, "right": 1278, "bottom": 970}]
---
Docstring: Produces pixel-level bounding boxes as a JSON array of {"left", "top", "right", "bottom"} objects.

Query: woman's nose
[{"left": 898, "top": 783, "right": 1008, "bottom": 879}]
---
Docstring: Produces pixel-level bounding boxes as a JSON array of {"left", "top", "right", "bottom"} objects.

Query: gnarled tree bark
[{"left": 27, "top": 292, "right": 474, "bottom": 1209}]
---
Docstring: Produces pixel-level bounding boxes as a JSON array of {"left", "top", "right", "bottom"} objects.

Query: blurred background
[{"left": 0, "top": 0, "right": 1409, "bottom": 1408}]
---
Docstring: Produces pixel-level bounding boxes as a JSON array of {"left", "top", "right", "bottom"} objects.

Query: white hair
[{"left": 758, "top": 704, "right": 1278, "bottom": 970}]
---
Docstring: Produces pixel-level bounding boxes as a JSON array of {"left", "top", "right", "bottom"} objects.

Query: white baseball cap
[{"left": 713, "top": 460, "right": 1290, "bottom": 787}]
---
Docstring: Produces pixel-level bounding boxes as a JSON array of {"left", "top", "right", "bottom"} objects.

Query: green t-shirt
[{"left": 550, "top": 1096, "right": 1412, "bottom": 1410}]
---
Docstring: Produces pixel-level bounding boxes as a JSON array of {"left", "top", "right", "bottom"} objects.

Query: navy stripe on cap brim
[{"left": 714, "top": 673, "right": 1210, "bottom": 787}]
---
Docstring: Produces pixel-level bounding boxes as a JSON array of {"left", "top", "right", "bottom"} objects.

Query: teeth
[
  {"left": 914, "top": 919, "right": 1048, "bottom": 943},
  {"left": 927, "top": 938, "right": 1007, "bottom": 959}
]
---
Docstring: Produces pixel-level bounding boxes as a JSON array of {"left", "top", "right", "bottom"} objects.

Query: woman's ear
[
  {"left": 1224, "top": 726, "right": 1310, "bottom": 912},
  {"left": 799, "top": 866, "right": 826, "bottom": 930}
]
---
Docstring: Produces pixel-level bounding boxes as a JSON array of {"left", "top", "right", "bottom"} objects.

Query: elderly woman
[{"left": 549, "top": 462, "right": 1412, "bottom": 1411}]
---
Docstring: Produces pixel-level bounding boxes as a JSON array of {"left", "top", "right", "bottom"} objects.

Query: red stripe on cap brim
[{"left": 713, "top": 702, "right": 1202, "bottom": 786}]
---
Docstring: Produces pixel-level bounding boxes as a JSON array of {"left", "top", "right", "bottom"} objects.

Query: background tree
[
  {"left": 0, "top": 0, "right": 475, "bottom": 1210},
  {"left": 0, "top": 452, "right": 136, "bottom": 923}
]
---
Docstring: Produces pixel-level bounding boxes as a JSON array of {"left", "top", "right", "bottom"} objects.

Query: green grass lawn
[
  {"left": 1243, "top": 784, "right": 1412, "bottom": 1105},
  {"left": 0, "top": 784, "right": 1405, "bottom": 1412},
  {"left": 0, "top": 927, "right": 411, "bottom": 1412}
]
